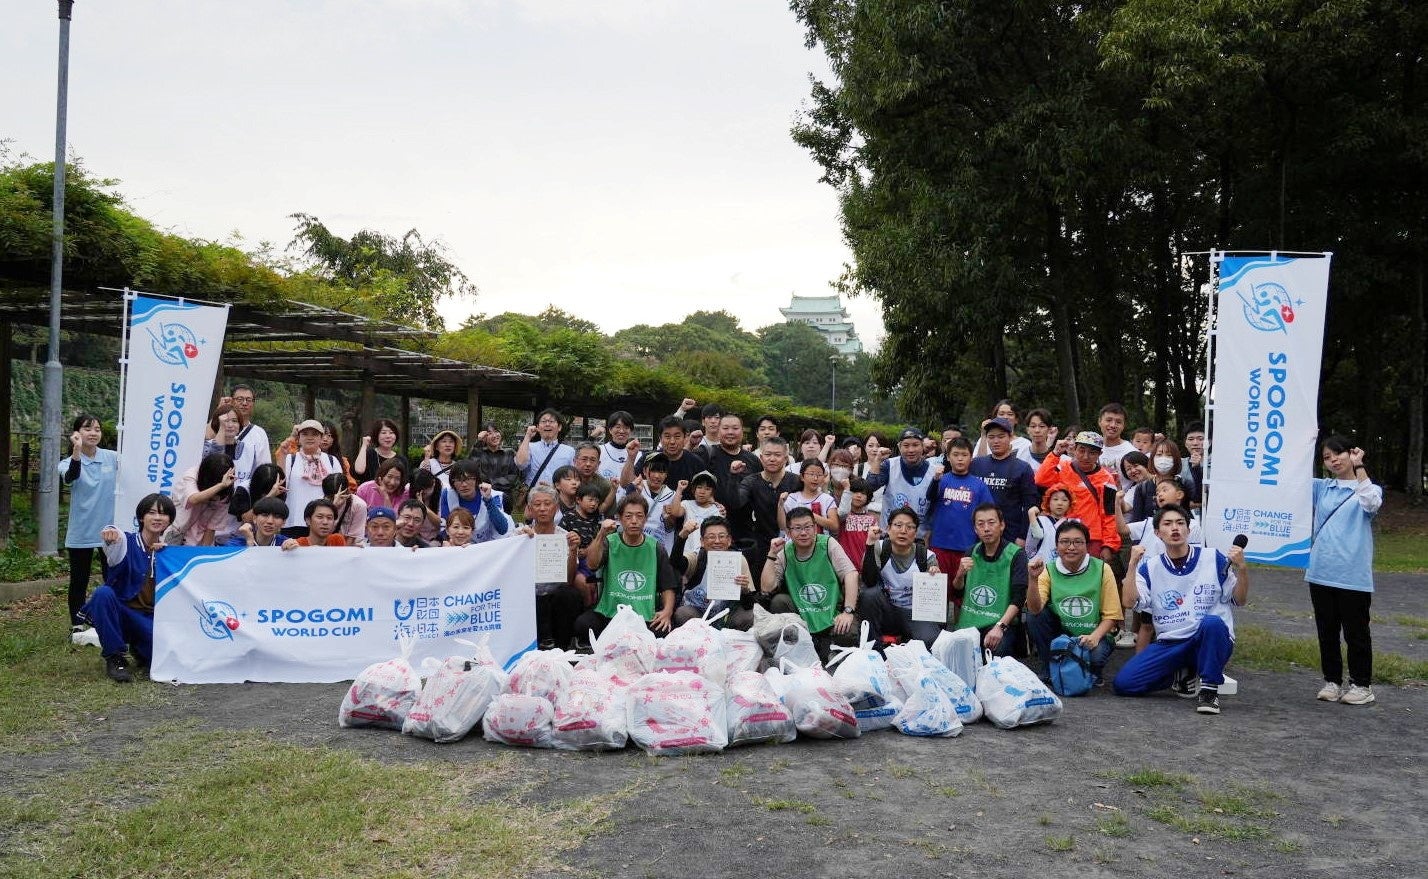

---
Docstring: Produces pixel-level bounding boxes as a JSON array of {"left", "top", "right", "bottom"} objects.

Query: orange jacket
[{"left": 1034, "top": 453, "right": 1121, "bottom": 551}]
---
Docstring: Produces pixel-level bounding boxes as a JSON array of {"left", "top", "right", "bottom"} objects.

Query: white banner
[
  {"left": 115, "top": 293, "right": 229, "bottom": 525},
  {"left": 151, "top": 539, "right": 538, "bottom": 683},
  {"left": 1204, "top": 253, "right": 1331, "bottom": 568}
]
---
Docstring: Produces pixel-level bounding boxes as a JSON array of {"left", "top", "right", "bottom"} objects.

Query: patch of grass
[
  {"left": 768, "top": 757, "right": 791, "bottom": 772},
  {"left": 1198, "top": 789, "right": 1281, "bottom": 820},
  {"left": 0, "top": 594, "right": 174, "bottom": 750},
  {"left": 1273, "top": 838, "right": 1302, "bottom": 853},
  {"left": 1144, "top": 804, "right": 1272, "bottom": 841},
  {"left": 805, "top": 814, "right": 831, "bottom": 827},
  {"left": 1234, "top": 625, "right": 1428, "bottom": 685},
  {"left": 886, "top": 762, "right": 915, "bottom": 779},
  {"left": 1096, "top": 813, "right": 1131, "bottom": 838},
  {"left": 0, "top": 545, "right": 68, "bottom": 583},
  {"left": 719, "top": 762, "right": 751, "bottom": 781},
  {"left": 1046, "top": 835, "right": 1075, "bottom": 852},
  {"left": 1123, "top": 767, "right": 1193, "bottom": 789},
  {"left": 932, "top": 785, "right": 959, "bottom": 798},
  {"left": 1037, "top": 814, "right": 1053, "bottom": 826},
  {"left": 1392, "top": 614, "right": 1428, "bottom": 631},
  {"left": 967, "top": 768, "right": 1001, "bottom": 796},
  {"left": 1374, "top": 531, "right": 1428, "bottom": 573},
  {"left": 1322, "top": 813, "right": 1345, "bottom": 827},
  {"left": 0, "top": 729, "right": 620, "bottom": 879},
  {"left": 753, "top": 797, "right": 816, "bottom": 814}
]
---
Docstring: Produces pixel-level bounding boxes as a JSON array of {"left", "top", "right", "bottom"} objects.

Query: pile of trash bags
[{"left": 339, "top": 605, "right": 1063, "bottom": 755}]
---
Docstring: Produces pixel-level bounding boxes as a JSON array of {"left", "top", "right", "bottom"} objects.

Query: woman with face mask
[{"left": 1131, "top": 439, "right": 1188, "bottom": 522}]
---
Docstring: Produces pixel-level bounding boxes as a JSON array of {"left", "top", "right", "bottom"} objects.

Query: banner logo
[
  {"left": 194, "top": 600, "right": 241, "bottom": 641},
  {"left": 969, "top": 584, "right": 996, "bottom": 608},
  {"left": 1237, "top": 282, "right": 1303, "bottom": 334},
  {"left": 148, "top": 321, "right": 203, "bottom": 367},
  {"left": 1158, "top": 590, "right": 1186, "bottom": 612},
  {"left": 616, "top": 570, "right": 647, "bottom": 594}
]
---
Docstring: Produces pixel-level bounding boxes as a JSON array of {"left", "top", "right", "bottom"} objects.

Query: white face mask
[
  {"left": 830, "top": 467, "right": 851, "bottom": 482},
  {"left": 1153, "top": 455, "right": 1175, "bottom": 474}
]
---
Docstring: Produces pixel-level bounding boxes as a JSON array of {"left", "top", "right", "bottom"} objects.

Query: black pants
[
  {"left": 1309, "top": 583, "right": 1373, "bottom": 687},
  {"left": 67, "top": 547, "right": 110, "bottom": 626},
  {"left": 536, "top": 585, "right": 583, "bottom": 648}
]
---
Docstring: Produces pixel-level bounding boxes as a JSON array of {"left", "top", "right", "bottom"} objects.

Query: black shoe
[
  {"left": 1196, "top": 689, "right": 1220, "bottom": 715},
  {"left": 1171, "top": 667, "right": 1200, "bottom": 698},
  {"left": 104, "top": 653, "right": 134, "bottom": 683}
]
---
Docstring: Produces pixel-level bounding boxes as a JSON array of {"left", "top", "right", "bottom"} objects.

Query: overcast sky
[{"left": 2, "top": 0, "right": 883, "bottom": 349}]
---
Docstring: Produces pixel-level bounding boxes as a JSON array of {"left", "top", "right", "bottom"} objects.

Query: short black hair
[
  {"left": 887, "top": 506, "right": 920, "bottom": 527},
  {"left": 699, "top": 515, "right": 730, "bottom": 534},
  {"left": 785, "top": 506, "right": 815, "bottom": 527},
  {"left": 700, "top": 402, "right": 724, "bottom": 419},
  {"left": 643, "top": 455, "right": 670, "bottom": 473},
  {"left": 551, "top": 465, "right": 577, "bottom": 483},
  {"left": 1056, "top": 518, "right": 1090, "bottom": 543},
  {"left": 972, "top": 501, "right": 1002, "bottom": 522},
  {"left": 251, "top": 496, "right": 289, "bottom": 519},
  {"left": 575, "top": 482, "right": 605, "bottom": 502},
  {"left": 946, "top": 436, "right": 973, "bottom": 453},
  {"left": 1152, "top": 503, "right": 1193, "bottom": 530},
  {"left": 399, "top": 499, "right": 428, "bottom": 516},
  {"left": 451, "top": 459, "right": 483, "bottom": 482},
  {"left": 616, "top": 492, "right": 650, "bottom": 515},
  {"left": 135, "top": 492, "right": 177, "bottom": 525},
  {"left": 657, "top": 415, "right": 686, "bottom": 434},
  {"left": 304, "top": 498, "right": 337, "bottom": 520},
  {"left": 606, "top": 410, "right": 634, "bottom": 429}
]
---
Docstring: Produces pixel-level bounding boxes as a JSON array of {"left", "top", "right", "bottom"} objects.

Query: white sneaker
[
  {"left": 70, "top": 626, "right": 101, "bottom": 648},
  {"left": 1339, "top": 684, "right": 1375, "bottom": 706},
  {"left": 1114, "top": 629, "right": 1136, "bottom": 649},
  {"left": 1316, "top": 681, "right": 1342, "bottom": 702}
]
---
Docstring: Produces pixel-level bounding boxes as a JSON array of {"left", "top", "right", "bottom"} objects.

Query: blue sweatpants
[
  {"left": 1113, "top": 614, "right": 1232, "bottom": 696},
  {"left": 84, "top": 585, "right": 154, "bottom": 663}
]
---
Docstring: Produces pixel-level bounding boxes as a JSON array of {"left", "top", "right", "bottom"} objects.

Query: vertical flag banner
[
  {"left": 1204, "top": 254, "right": 1331, "bottom": 567},
  {"left": 115, "top": 294, "right": 229, "bottom": 525},
  {"left": 150, "top": 539, "right": 538, "bottom": 684}
]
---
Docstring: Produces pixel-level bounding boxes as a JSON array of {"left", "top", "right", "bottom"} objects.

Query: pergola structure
[{"left": 0, "top": 287, "right": 672, "bottom": 539}]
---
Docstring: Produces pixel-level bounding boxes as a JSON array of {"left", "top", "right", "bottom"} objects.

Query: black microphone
[{"left": 1232, "top": 534, "right": 1248, "bottom": 549}]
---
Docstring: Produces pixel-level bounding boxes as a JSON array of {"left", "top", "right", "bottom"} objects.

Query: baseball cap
[
  {"left": 898, "top": 427, "right": 925, "bottom": 442},
  {"left": 689, "top": 470, "right": 717, "bottom": 490},
  {"left": 984, "top": 417, "right": 1015, "bottom": 435},
  {"left": 294, "top": 418, "right": 324, "bottom": 434},
  {"left": 367, "top": 506, "right": 397, "bottom": 522},
  {"left": 1073, "top": 431, "right": 1105, "bottom": 450}
]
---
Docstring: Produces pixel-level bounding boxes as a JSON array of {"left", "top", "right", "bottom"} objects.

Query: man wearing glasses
[
  {"left": 1025, "top": 519, "right": 1122, "bottom": 687},
  {"left": 761, "top": 506, "right": 860, "bottom": 662},
  {"left": 208, "top": 384, "right": 272, "bottom": 492}
]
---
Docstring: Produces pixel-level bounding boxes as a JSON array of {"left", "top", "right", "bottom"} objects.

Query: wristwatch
[{"left": 842, "top": 605, "right": 856, "bottom": 615}]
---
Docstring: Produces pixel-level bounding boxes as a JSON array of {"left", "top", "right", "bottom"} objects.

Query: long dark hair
[{"left": 196, "top": 453, "right": 235, "bottom": 501}]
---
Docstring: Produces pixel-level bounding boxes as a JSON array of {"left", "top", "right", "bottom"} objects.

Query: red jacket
[{"left": 1034, "top": 454, "right": 1121, "bottom": 551}]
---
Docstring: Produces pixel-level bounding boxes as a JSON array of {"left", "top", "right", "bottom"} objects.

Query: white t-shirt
[
  {"left": 1100, "top": 439, "right": 1137, "bottom": 490},
  {"left": 232, "top": 423, "right": 272, "bottom": 489},
  {"left": 681, "top": 499, "right": 723, "bottom": 529}
]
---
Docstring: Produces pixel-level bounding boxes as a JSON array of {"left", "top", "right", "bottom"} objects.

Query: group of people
[{"left": 62, "top": 388, "right": 1383, "bottom": 714}]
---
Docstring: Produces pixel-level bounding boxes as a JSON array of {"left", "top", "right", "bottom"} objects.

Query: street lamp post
[
  {"left": 38, "top": 0, "right": 76, "bottom": 556},
  {"left": 830, "top": 354, "right": 838, "bottom": 413}
]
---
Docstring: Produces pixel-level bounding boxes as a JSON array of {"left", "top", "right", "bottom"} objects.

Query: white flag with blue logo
[
  {"left": 115, "top": 293, "right": 229, "bottom": 525},
  {"left": 1204, "top": 253, "right": 1331, "bottom": 568}
]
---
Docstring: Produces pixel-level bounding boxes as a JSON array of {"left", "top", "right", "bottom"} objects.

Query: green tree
[{"left": 287, "top": 213, "right": 476, "bottom": 331}]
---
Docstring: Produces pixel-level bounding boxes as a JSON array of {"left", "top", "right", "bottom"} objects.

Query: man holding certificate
[
  {"left": 855, "top": 507, "right": 946, "bottom": 649},
  {"left": 761, "top": 506, "right": 860, "bottom": 661},
  {"left": 516, "top": 486, "right": 583, "bottom": 650},
  {"left": 670, "top": 515, "right": 754, "bottom": 629}
]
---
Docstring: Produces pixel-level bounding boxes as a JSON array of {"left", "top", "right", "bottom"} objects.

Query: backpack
[{"left": 1048, "top": 634, "right": 1094, "bottom": 697}]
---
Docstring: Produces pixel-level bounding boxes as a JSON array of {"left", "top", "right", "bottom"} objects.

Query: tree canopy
[{"left": 791, "top": 0, "right": 1427, "bottom": 491}]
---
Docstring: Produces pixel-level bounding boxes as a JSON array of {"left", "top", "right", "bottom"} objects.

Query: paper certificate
[
  {"left": 705, "top": 551, "right": 744, "bottom": 601},
  {"left": 532, "top": 533, "right": 569, "bottom": 583},
  {"left": 911, "top": 572, "right": 948, "bottom": 622}
]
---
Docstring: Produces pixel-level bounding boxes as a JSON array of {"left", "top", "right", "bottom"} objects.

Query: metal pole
[
  {"left": 38, "top": 0, "right": 75, "bottom": 556},
  {"left": 830, "top": 355, "right": 837, "bottom": 413}
]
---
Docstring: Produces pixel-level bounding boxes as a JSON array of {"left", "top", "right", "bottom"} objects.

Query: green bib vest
[
  {"left": 958, "top": 542, "right": 1021, "bottom": 631},
  {"left": 783, "top": 535, "right": 840, "bottom": 633},
  {"left": 595, "top": 533, "right": 658, "bottom": 620},
  {"left": 1047, "top": 557, "right": 1104, "bottom": 636}
]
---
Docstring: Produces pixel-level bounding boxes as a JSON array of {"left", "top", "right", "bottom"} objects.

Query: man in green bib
[
  {"left": 574, "top": 493, "right": 678, "bottom": 640},
  {"left": 951, "top": 503, "right": 1027, "bottom": 656},
  {"left": 760, "top": 506, "right": 860, "bottom": 661},
  {"left": 1026, "top": 519, "right": 1122, "bottom": 686}
]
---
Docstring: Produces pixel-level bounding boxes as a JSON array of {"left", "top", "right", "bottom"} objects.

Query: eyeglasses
[
  {"left": 1056, "top": 538, "right": 1087, "bottom": 547},
  {"left": 788, "top": 524, "right": 816, "bottom": 534}
]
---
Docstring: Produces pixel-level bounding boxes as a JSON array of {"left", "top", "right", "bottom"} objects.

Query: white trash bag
[
  {"left": 654, "top": 608, "right": 729, "bottom": 685},
  {"left": 720, "top": 627, "right": 762, "bottom": 675},
  {"left": 772, "top": 623, "right": 820, "bottom": 670},
  {"left": 552, "top": 668, "right": 628, "bottom": 751},
  {"left": 975, "top": 652, "right": 1063, "bottom": 729},
  {"left": 593, "top": 604, "right": 658, "bottom": 683},
  {"left": 892, "top": 673, "right": 964, "bottom": 737},
  {"left": 825, "top": 622, "right": 901, "bottom": 732},
  {"left": 885, "top": 639, "right": 983, "bottom": 724},
  {"left": 931, "top": 627, "right": 983, "bottom": 689},
  {"left": 482, "top": 693, "right": 555, "bottom": 748},
  {"left": 402, "top": 655, "right": 503, "bottom": 743},
  {"left": 725, "top": 670, "right": 796, "bottom": 747},
  {"left": 339, "top": 635, "right": 421, "bottom": 730},
  {"left": 506, "top": 648, "right": 576, "bottom": 703},
  {"left": 779, "top": 659, "right": 860, "bottom": 740},
  {"left": 626, "top": 670, "right": 728, "bottom": 755},
  {"left": 750, "top": 604, "right": 809, "bottom": 658}
]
